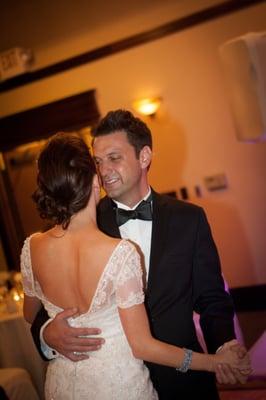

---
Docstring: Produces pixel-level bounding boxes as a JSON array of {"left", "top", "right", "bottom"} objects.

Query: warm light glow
[
  {"left": 133, "top": 97, "right": 162, "bottom": 116},
  {"left": 13, "top": 293, "right": 20, "bottom": 302}
]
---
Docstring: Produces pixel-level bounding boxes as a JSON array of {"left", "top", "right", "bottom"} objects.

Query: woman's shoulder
[
  {"left": 25, "top": 229, "right": 60, "bottom": 258},
  {"left": 97, "top": 234, "right": 137, "bottom": 259},
  {"left": 22, "top": 231, "right": 42, "bottom": 250},
  {"left": 28, "top": 230, "right": 50, "bottom": 247},
  {"left": 103, "top": 235, "right": 136, "bottom": 251},
  {"left": 114, "top": 239, "right": 140, "bottom": 262}
]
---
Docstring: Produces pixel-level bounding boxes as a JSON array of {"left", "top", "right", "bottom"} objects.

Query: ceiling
[{"left": 0, "top": 0, "right": 218, "bottom": 53}]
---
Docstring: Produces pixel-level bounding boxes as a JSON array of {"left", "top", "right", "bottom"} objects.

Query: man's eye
[{"left": 110, "top": 156, "right": 121, "bottom": 162}]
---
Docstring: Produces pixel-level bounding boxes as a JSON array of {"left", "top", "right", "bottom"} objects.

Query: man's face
[{"left": 93, "top": 131, "right": 146, "bottom": 206}]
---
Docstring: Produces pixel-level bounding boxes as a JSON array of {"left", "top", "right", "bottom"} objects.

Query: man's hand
[
  {"left": 215, "top": 340, "right": 252, "bottom": 385},
  {"left": 43, "top": 308, "right": 105, "bottom": 362}
]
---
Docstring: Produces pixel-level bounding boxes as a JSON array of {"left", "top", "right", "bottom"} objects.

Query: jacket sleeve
[
  {"left": 192, "top": 207, "right": 236, "bottom": 353},
  {"left": 30, "top": 306, "right": 50, "bottom": 361}
]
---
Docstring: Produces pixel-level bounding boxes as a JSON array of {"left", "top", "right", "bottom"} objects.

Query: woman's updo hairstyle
[{"left": 32, "top": 132, "right": 96, "bottom": 229}]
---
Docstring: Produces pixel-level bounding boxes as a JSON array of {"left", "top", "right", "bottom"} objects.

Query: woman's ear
[
  {"left": 92, "top": 174, "right": 100, "bottom": 188},
  {"left": 92, "top": 174, "right": 101, "bottom": 201},
  {"left": 139, "top": 146, "right": 152, "bottom": 169}
]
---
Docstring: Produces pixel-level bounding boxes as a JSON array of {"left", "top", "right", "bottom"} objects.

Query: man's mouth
[{"left": 103, "top": 177, "right": 119, "bottom": 187}]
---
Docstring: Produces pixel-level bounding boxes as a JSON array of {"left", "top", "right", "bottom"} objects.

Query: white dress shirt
[{"left": 114, "top": 189, "right": 152, "bottom": 284}]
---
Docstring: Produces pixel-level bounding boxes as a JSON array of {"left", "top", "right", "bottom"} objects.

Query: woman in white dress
[{"left": 21, "top": 132, "right": 249, "bottom": 400}]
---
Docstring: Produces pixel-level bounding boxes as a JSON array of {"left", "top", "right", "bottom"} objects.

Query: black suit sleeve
[
  {"left": 30, "top": 305, "right": 50, "bottom": 361},
  {"left": 193, "top": 208, "right": 236, "bottom": 353}
]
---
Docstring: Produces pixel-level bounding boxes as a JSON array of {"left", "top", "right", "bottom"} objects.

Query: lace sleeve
[
  {"left": 115, "top": 244, "right": 145, "bottom": 309},
  {"left": 20, "top": 237, "right": 36, "bottom": 297}
]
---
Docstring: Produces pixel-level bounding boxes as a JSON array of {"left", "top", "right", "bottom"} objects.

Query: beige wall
[{"left": 0, "top": 2, "right": 265, "bottom": 287}]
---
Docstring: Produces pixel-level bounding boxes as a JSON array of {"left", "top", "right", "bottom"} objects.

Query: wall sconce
[
  {"left": 0, "top": 47, "right": 34, "bottom": 82},
  {"left": 133, "top": 97, "right": 162, "bottom": 117}
]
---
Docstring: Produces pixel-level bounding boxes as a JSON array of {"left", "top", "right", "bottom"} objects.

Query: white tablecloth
[{"left": 0, "top": 311, "right": 46, "bottom": 399}]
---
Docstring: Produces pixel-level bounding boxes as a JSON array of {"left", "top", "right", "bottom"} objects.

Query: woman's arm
[
  {"left": 23, "top": 294, "right": 42, "bottom": 324},
  {"left": 118, "top": 303, "right": 249, "bottom": 373},
  {"left": 117, "top": 244, "right": 250, "bottom": 373}
]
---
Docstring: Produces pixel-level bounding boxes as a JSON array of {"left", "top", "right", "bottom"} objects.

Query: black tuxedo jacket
[
  {"left": 97, "top": 191, "right": 235, "bottom": 398},
  {"left": 31, "top": 190, "right": 235, "bottom": 399}
]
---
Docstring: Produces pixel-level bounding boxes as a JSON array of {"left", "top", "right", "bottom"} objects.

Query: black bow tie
[{"left": 115, "top": 198, "right": 153, "bottom": 226}]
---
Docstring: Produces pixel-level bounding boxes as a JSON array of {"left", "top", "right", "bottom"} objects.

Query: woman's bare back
[{"left": 29, "top": 227, "right": 121, "bottom": 314}]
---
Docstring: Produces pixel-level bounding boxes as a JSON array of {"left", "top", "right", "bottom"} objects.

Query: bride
[{"left": 21, "top": 132, "right": 249, "bottom": 399}]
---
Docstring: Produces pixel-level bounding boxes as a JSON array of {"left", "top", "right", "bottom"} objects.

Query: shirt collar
[{"left": 113, "top": 187, "right": 152, "bottom": 211}]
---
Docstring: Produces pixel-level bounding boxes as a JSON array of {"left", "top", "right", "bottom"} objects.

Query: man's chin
[{"left": 104, "top": 187, "right": 120, "bottom": 200}]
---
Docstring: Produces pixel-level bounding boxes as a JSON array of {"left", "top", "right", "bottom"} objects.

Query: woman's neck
[{"left": 70, "top": 204, "right": 97, "bottom": 230}]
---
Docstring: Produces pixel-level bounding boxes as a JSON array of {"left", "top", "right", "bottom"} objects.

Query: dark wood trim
[
  {"left": 0, "top": 90, "right": 100, "bottom": 270},
  {"left": 0, "top": 0, "right": 264, "bottom": 93},
  {"left": 0, "top": 89, "right": 100, "bottom": 151},
  {"left": 230, "top": 284, "right": 266, "bottom": 312},
  {"left": 0, "top": 163, "right": 25, "bottom": 270}
]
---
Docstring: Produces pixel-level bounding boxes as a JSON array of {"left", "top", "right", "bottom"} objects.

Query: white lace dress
[{"left": 21, "top": 237, "right": 158, "bottom": 400}]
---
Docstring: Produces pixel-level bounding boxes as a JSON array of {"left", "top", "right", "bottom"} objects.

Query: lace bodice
[
  {"left": 21, "top": 236, "right": 145, "bottom": 318},
  {"left": 20, "top": 235, "right": 158, "bottom": 400}
]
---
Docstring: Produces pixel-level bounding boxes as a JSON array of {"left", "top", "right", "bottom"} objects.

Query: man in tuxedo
[{"left": 31, "top": 110, "right": 249, "bottom": 399}]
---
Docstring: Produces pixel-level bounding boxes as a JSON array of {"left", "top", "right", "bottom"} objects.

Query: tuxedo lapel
[
  {"left": 97, "top": 192, "right": 171, "bottom": 299},
  {"left": 147, "top": 191, "right": 170, "bottom": 297},
  {"left": 97, "top": 197, "right": 121, "bottom": 238}
]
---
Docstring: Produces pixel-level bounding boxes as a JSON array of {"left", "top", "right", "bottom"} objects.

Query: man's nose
[{"left": 98, "top": 161, "right": 112, "bottom": 177}]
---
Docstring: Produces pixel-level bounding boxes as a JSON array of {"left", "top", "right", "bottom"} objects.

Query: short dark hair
[
  {"left": 32, "top": 132, "right": 96, "bottom": 229},
  {"left": 91, "top": 109, "right": 152, "bottom": 157}
]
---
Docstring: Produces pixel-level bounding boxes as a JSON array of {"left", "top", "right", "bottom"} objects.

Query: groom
[{"left": 31, "top": 110, "right": 249, "bottom": 399}]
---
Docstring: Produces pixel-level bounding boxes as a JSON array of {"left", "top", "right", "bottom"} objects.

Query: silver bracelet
[{"left": 176, "top": 348, "right": 193, "bottom": 373}]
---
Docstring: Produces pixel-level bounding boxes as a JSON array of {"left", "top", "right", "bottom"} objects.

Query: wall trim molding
[
  {"left": 0, "top": 89, "right": 100, "bottom": 151},
  {"left": 0, "top": 0, "right": 264, "bottom": 94}
]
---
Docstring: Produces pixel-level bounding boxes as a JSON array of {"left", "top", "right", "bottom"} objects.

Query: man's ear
[{"left": 139, "top": 146, "right": 152, "bottom": 169}]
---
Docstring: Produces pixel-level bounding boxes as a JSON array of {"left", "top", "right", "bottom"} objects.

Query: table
[{"left": 0, "top": 310, "right": 47, "bottom": 399}]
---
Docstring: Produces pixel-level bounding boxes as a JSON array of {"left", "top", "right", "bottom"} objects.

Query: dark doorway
[{"left": 0, "top": 90, "right": 100, "bottom": 270}]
